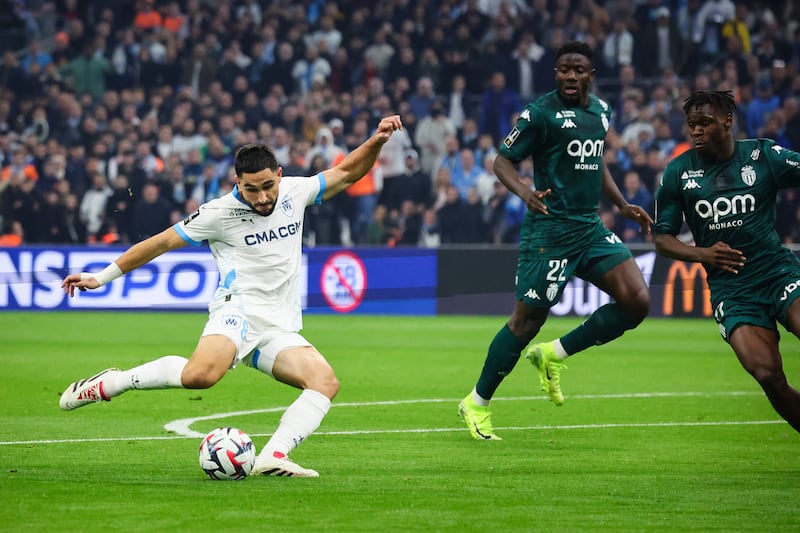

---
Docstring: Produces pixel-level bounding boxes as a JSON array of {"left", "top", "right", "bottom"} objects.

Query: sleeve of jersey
[
  {"left": 764, "top": 139, "right": 800, "bottom": 188},
  {"left": 287, "top": 174, "right": 325, "bottom": 206},
  {"left": 653, "top": 166, "right": 684, "bottom": 235},
  {"left": 498, "top": 105, "right": 541, "bottom": 162},
  {"left": 172, "top": 205, "right": 221, "bottom": 246}
]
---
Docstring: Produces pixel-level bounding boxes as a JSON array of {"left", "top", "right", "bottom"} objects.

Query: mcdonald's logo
[{"left": 663, "top": 261, "right": 712, "bottom": 316}]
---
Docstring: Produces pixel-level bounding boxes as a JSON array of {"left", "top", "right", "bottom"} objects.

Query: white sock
[
  {"left": 261, "top": 389, "right": 331, "bottom": 457},
  {"left": 103, "top": 355, "right": 188, "bottom": 397},
  {"left": 472, "top": 388, "right": 490, "bottom": 407},
  {"left": 553, "top": 339, "right": 569, "bottom": 360}
]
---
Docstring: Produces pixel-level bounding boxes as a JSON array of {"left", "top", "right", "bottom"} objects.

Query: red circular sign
[{"left": 320, "top": 251, "right": 367, "bottom": 313}]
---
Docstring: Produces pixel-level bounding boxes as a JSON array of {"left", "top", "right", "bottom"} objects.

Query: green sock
[
  {"left": 561, "top": 302, "right": 642, "bottom": 355},
  {"left": 475, "top": 325, "right": 527, "bottom": 400}
]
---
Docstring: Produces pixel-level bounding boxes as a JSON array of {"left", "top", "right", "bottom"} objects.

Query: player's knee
[
  {"left": 625, "top": 287, "right": 650, "bottom": 324},
  {"left": 308, "top": 369, "right": 339, "bottom": 399},
  {"left": 181, "top": 365, "right": 223, "bottom": 389},
  {"left": 749, "top": 364, "right": 787, "bottom": 391}
]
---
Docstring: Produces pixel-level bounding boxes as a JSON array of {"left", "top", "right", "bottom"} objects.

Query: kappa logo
[
  {"left": 519, "top": 109, "right": 531, "bottom": 121},
  {"left": 750, "top": 149, "right": 760, "bottom": 161},
  {"left": 683, "top": 179, "right": 701, "bottom": 190},
  {"left": 561, "top": 118, "right": 577, "bottom": 129},
  {"left": 524, "top": 288, "right": 541, "bottom": 300},
  {"left": 771, "top": 145, "right": 784, "bottom": 154},
  {"left": 279, "top": 197, "right": 294, "bottom": 217}
]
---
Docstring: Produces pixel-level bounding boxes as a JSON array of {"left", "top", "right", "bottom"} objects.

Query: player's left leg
[
  {"left": 245, "top": 341, "right": 337, "bottom": 476},
  {"left": 559, "top": 256, "right": 649, "bottom": 355},
  {"left": 729, "top": 323, "right": 800, "bottom": 433}
]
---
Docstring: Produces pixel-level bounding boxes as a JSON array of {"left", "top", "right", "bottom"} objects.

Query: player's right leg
[
  {"left": 459, "top": 300, "right": 546, "bottom": 440},
  {"left": 730, "top": 324, "right": 800, "bottom": 433},
  {"left": 59, "top": 312, "right": 243, "bottom": 410}
]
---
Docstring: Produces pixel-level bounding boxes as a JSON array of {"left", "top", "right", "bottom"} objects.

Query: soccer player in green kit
[
  {"left": 655, "top": 90, "right": 800, "bottom": 433},
  {"left": 458, "top": 41, "right": 652, "bottom": 440}
]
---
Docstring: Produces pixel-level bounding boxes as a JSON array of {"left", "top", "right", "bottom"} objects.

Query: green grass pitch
[{"left": 1, "top": 312, "right": 799, "bottom": 532}]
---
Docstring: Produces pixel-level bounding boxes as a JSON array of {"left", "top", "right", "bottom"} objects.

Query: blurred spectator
[
  {"left": 414, "top": 101, "right": 456, "bottom": 179},
  {"left": 0, "top": 219, "right": 24, "bottom": 246},
  {"left": 478, "top": 71, "right": 521, "bottom": 145},
  {"left": 436, "top": 184, "right": 467, "bottom": 244},
  {"left": 407, "top": 77, "right": 438, "bottom": 121},
  {"left": 450, "top": 148, "right": 482, "bottom": 200},
  {"left": 395, "top": 199, "right": 422, "bottom": 246},
  {"left": 60, "top": 43, "right": 111, "bottom": 100},
  {"left": 418, "top": 207, "right": 441, "bottom": 248},
  {"left": 620, "top": 170, "right": 654, "bottom": 243},
  {"left": 79, "top": 172, "right": 111, "bottom": 241},
  {"left": 132, "top": 182, "right": 171, "bottom": 241},
  {"left": 636, "top": 7, "right": 684, "bottom": 79},
  {"left": 746, "top": 76, "right": 780, "bottom": 137},
  {"left": 603, "top": 16, "right": 634, "bottom": 78}
]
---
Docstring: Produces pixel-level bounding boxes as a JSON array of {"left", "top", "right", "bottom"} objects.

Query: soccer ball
[{"left": 198, "top": 427, "right": 256, "bottom": 480}]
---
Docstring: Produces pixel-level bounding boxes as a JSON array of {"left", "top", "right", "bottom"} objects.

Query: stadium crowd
[{"left": 0, "top": 0, "right": 799, "bottom": 248}]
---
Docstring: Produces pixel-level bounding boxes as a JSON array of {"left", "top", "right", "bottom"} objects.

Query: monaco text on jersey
[{"left": 244, "top": 222, "right": 302, "bottom": 246}]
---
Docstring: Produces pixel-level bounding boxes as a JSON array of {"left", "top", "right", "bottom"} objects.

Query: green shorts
[
  {"left": 515, "top": 220, "right": 633, "bottom": 309},
  {"left": 712, "top": 255, "right": 800, "bottom": 342}
]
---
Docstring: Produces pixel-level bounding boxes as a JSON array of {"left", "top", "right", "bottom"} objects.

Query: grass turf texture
[{"left": 1, "top": 312, "right": 798, "bottom": 532}]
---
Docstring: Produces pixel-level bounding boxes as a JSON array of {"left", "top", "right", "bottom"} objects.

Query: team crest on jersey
[
  {"left": 546, "top": 282, "right": 559, "bottom": 302},
  {"left": 503, "top": 127, "right": 520, "bottom": 148},
  {"left": 740, "top": 165, "right": 756, "bottom": 186},
  {"left": 279, "top": 197, "right": 294, "bottom": 217}
]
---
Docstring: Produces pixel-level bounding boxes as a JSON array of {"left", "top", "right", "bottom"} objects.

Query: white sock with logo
[
  {"left": 260, "top": 389, "right": 331, "bottom": 457},
  {"left": 103, "top": 355, "right": 188, "bottom": 397}
]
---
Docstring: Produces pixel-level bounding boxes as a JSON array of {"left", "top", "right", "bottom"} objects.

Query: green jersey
[
  {"left": 499, "top": 90, "right": 612, "bottom": 224},
  {"left": 655, "top": 138, "right": 800, "bottom": 291}
]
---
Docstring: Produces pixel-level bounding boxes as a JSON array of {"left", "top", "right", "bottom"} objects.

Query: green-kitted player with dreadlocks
[{"left": 655, "top": 90, "right": 800, "bottom": 433}]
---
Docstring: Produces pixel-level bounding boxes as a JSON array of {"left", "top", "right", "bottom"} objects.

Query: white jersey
[{"left": 173, "top": 174, "right": 325, "bottom": 332}]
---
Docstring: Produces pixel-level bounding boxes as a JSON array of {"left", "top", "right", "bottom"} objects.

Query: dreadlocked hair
[{"left": 682, "top": 90, "right": 736, "bottom": 116}]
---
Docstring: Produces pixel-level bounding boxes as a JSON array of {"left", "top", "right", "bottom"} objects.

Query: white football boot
[
  {"left": 251, "top": 450, "right": 319, "bottom": 477},
  {"left": 59, "top": 368, "right": 121, "bottom": 410}
]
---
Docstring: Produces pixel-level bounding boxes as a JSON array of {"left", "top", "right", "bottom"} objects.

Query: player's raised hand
[
  {"left": 61, "top": 273, "right": 100, "bottom": 297},
  {"left": 374, "top": 115, "right": 403, "bottom": 144},
  {"left": 703, "top": 241, "right": 746, "bottom": 274}
]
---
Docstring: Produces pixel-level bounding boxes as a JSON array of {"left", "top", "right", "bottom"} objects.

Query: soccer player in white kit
[{"left": 59, "top": 115, "right": 404, "bottom": 477}]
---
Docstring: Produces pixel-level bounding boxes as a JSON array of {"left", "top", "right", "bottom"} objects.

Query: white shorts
[{"left": 201, "top": 306, "right": 311, "bottom": 377}]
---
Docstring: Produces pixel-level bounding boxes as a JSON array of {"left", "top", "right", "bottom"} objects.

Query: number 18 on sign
[{"left": 320, "top": 251, "right": 367, "bottom": 313}]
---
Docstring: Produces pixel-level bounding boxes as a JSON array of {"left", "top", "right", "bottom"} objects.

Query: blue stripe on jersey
[
  {"left": 315, "top": 172, "right": 325, "bottom": 204},
  {"left": 172, "top": 223, "right": 203, "bottom": 246},
  {"left": 232, "top": 186, "right": 248, "bottom": 206},
  {"left": 220, "top": 269, "right": 236, "bottom": 288}
]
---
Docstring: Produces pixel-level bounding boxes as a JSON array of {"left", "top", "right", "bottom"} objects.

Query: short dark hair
[
  {"left": 556, "top": 41, "right": 594, "bottom": 63},
  {"left": 234, "top": 144, "right": 278, "bottom": 177},
  {"left": 682, "top": 90, "right": 737, "bottom": 116}
]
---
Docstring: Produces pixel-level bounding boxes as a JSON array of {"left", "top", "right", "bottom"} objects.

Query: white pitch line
[{"left": 0, "top": 391, "right": 773, "bottom": 446}]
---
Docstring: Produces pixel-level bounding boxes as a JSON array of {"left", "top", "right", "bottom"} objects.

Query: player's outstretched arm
[
  {"left": 601, "top": 162, "right": 653, "bottom": 233},
  {"left": 493, "top": 155, "right": 551, "bottom": 214},
  {"left": 654, "top": 234, "right": 746, "bottom": 274},
  {"left": 321, "top": 115, "right": 403, "bottom": 200},
  {"left": 62, "top": 227, "right": 188, "bottom": 297}
]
